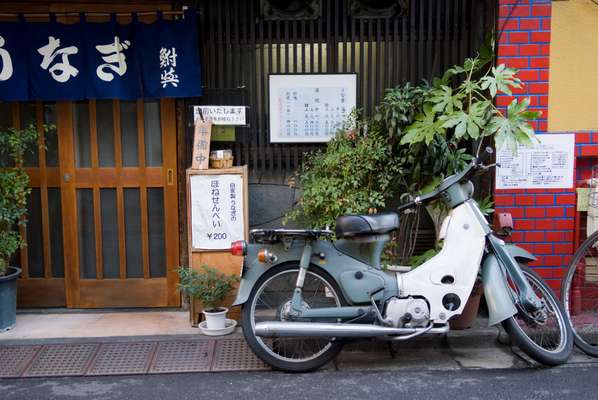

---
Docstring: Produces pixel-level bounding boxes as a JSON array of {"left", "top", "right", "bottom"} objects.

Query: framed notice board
[{"left": 269, "top": 73, "right": 357, "bottom": 143}]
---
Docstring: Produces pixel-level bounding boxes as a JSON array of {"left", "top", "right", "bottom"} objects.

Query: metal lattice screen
[{"left": 192, "top": 0, "right": 496, "bottom": 173}]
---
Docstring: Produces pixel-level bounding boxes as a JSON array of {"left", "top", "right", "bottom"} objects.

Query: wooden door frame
[{"left": 57, "top": 101, "right": 79, "bottom": 307}]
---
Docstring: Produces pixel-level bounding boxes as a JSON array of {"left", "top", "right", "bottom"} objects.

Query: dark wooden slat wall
[{"left": 190, "top": 0, "right": 495, "bottom": 174}]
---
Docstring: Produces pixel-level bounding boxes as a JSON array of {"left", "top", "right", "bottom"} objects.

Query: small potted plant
[
  {"left": 177, "top": 265, "right": 239, "bottom": 335},
  {"left": 0, "top": 123, "right": 39, "bottom": 332}
]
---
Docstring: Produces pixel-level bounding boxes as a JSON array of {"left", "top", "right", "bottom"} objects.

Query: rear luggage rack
[{"left": 249, "top": 228, "right": 333, "bottom": 244}]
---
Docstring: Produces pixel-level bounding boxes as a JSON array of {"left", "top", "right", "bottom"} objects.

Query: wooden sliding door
[
  {"left": 58, "top": 99, "right": 180, "bottom": 308},
  {"left": 4, "top": 99, "right": 180, "bottom": 308},
  {"left": 1, "top": 102, "right": 66, "bottom": 307}
]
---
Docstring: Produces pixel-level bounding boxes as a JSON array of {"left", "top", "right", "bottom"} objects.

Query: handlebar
[{"left": 396, "top": 147, "right": 495, "bottom": 213}]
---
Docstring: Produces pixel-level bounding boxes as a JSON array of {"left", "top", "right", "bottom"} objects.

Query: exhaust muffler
[{"left": 254, "top": 321, "right": 449, "bottom": 338}]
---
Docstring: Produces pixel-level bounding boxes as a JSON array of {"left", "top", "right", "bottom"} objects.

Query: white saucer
[{"left": 198, "top": 319, "right": 237, "bottom": 336}]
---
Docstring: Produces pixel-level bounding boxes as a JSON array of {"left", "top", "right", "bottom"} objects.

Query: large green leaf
[
  {"left": 489, "top": 97, "right": 540, "bottom": 152},
  {"left": 401, "top": 103, "right": 446, "bottom": 145},
  {"left": 429, "top": 85, "right": 463, "bottom": 114},
  {"left": 480, "top": 64, "right": 522, "bottom": 97}
]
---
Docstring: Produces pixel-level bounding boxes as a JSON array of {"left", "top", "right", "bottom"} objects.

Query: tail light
[{"left": 230, "top": 240, "right": 247, "bottom": 256}]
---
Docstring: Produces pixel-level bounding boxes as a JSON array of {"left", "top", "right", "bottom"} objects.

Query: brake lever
[{"left": 483, "top": 162, "right": 501, "bottom": 170}]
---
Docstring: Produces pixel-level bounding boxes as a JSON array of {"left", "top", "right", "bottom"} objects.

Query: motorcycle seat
[{"left": 335, "top": 212, "right": 399, "bottom": 238}]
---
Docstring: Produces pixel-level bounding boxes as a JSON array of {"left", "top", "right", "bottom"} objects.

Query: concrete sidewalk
[{"left": 0, "top": 310, "right": 597, "bottom": 378}]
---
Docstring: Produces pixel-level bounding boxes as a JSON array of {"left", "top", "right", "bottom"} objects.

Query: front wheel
[
  {"left": 242, "top": 264, "right": 346, "bottom": 372},
  {"left": 502, "top": 265, "right": 573, "bottom": 366}
]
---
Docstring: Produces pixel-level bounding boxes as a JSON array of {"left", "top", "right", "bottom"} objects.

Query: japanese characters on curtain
[{"left": 0, "top": 10, "right": 201, "bottom": 101}]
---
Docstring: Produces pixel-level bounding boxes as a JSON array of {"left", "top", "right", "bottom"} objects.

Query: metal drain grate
[
  {"left": 22, "top": 344, "right": 98, "bottom": 377},
  {"left": 211, "top": 339, "right": 270, "bottom": 372},
  {"left": 149, "top": 340, "right": 215, "bottom": 374},
  {"left": 0, "top": 345, "right": 41, "bottom": 378},
  {"left": 87, "top": 342, "right": 156, "bottom": 376}
]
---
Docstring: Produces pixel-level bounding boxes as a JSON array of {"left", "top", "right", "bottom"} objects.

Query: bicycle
[{"left": 561, "top": 229, "right": 598, "bottom": 357}]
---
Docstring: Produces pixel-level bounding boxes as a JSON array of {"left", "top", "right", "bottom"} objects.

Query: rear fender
[
  {"left": 482, "top": 254, "right": 517, "bottom": 326},
  {"left": 232, "top": 242, "right": 304, "bottom": 307}
]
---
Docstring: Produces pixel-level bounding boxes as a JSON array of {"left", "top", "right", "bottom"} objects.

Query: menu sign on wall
[
  {"left": 495, "top": 133, "right": 574, "bottom": 189},
  {"left": 269, "top": 74, "right": 357, "bottom": 143},
  {"left": 190, "top": 174, "right": 245, "bottom": 249}
]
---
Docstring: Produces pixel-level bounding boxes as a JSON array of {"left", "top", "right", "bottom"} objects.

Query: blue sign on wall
[{"left": 0, "top": 10, "right": 202, "bottom": 101}]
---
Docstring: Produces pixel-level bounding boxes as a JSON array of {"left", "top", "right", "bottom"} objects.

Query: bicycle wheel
[{"left": 561, "top": 229, "right": 598, "bottom": 357}]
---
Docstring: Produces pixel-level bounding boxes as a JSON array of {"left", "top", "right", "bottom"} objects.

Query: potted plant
[
  {"left": 0, "top": 123, "right": 38, "bottom": 332},
  {"left": 177, "top": 265, "right": 239, "bottom": 335}
]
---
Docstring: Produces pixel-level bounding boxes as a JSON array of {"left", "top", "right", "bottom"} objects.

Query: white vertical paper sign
[
  {"left": 190, "top": 174, "right": 244, "bottom": 249},
  {"left": 495, "top": 133, "right": 575, "bottom": 189}
]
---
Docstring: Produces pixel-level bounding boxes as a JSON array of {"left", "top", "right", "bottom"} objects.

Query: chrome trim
[
  {"left": 250, "top": 228, "right": 334, "bottom": 236},
  {"left": 254, "top": 321, "right": 449, "bottom": 338}
]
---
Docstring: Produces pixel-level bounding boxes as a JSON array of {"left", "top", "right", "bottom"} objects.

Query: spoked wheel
[
  {"left": 242, "top": 264, "right": 346, "bottom": 372},
  {"left": 561, "top": 230, "right": 598, "bottom": 357},
  {"left": 502, "top": 265, "right": 573, "bottom": 366}
]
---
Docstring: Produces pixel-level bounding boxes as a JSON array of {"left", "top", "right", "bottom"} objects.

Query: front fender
[
  {"left": 505, "top": 244, "right": 536, "bottom": 264},
  {"left": 482, "top": 254, "right": 517, "bottom": 326}
]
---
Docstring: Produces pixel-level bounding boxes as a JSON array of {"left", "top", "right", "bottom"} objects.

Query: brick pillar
[{"left": 494, "top": 0, "right": 575, "bottom": 291}]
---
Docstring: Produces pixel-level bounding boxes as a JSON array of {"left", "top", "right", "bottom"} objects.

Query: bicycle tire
[{"left": 561, "top": 229, "right": 598, "bottom": 357}]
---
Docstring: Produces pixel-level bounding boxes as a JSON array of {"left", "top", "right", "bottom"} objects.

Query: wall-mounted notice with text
[
  {"left": 495, "top": 133, "right": 575, "bottom": 190},
  {"left": 269, "top": 74, "right": 357, "bottom": 143},
  {"left": 193, "top": 106, "right": 246, "bottom": 125},
  {"left": 190, "top": 173, "right": 245, "bottom": 250}
]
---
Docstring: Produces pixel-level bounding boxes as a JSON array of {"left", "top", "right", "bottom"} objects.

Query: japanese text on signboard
[
  {"left": 193, "top": 106, "right": 246, "bottom": 125},
  {"left": 190, "top": 174, "right": 244, "bottom": 250},
  {"left": 0, "top": 10, "right": 202, "bottom": 100}
]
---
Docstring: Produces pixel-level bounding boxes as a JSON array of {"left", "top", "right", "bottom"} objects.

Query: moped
[{"left": 229, "top": 148, "right": 573, "bottom": 372}]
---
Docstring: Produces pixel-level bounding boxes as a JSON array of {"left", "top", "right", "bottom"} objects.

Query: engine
[{"left": 384, "top": 296, "right": 430, "bottom": 328}]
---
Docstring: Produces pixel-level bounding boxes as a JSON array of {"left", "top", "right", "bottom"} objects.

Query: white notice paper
[
  {"left": 269, "top": 74, "right": 357, "bottom": 143},
  {"left": 495, "top": 133, "right": 574, "bottom": 189},
  {"left": 190, "top": 174, "right": 244, "bottom": 249},
  {"left": 193, "top": 106, "right": 246, "bottom": 125}
]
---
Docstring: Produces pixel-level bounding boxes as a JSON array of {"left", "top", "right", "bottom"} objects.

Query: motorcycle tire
[
  {"left": 501, "top": 264, "right": 573, "bottom": 366},
  {"left": 242, "top": 263, "right": 347, "bottom": 372}
]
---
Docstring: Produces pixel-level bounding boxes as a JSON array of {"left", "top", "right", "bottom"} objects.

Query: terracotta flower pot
[{"left": 450, "top": 280, "right": 483, "bottom": 330}]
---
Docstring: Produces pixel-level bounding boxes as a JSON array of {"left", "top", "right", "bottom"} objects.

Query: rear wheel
[
  {"left": 242, "top": 264, "right": 346, "bottom": 372},
  {"left": 502, "top": 265, "right": 573, "bottom": 366}
]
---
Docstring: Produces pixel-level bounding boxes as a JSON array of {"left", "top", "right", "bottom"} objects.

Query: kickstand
[{"left": 386, "top": 341, "right": 397, "bottom": 359}]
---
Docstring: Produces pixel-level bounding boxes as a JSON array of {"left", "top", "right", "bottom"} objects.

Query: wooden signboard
[
  {"left": 186, "top": 166, "right": 248, "bottom": 325},
  {"left": 191, "top": 119, "right": 212, "bottom": 170}
]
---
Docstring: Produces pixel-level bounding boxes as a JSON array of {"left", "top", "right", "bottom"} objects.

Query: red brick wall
[{"left": 495, "top": 0, "right": 586, "bottom": 292}]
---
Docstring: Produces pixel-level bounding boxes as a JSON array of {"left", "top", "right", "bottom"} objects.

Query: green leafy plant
[
  {"left": 476, "top": 195, "right": 495, "bottom": 216},
  {"left": 0, "top": 124, "right": 39, "bottom": 276},
  {"left": 176, "top": 265, "right": 239, "bottom": 312},
  {"left": 401, "top": 57, "right": 540, "bottom": 154}
]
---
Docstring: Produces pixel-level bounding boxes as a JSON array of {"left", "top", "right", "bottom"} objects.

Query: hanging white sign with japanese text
[
  {"left": 269, "top": 74, "right": 357, "bottom": 143},
  {"left": 193, "top": 106, "right": 246, "bottom": 125},
  {"left": 495, "top": 133, "right": 575, "bottom": 189},
  {"left": 0, "top": 9, "right": 202, "bottom": 101},
  {"left": 190, "top": 174, "right": 244, "bottom": 250}
]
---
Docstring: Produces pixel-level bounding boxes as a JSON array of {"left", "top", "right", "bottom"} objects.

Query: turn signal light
[
  {"left": 230, "top": 240, "right": 247, "bottom": 256},
  {"left": 257, "top": 248, "right": 277, "bottom": 264}
]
